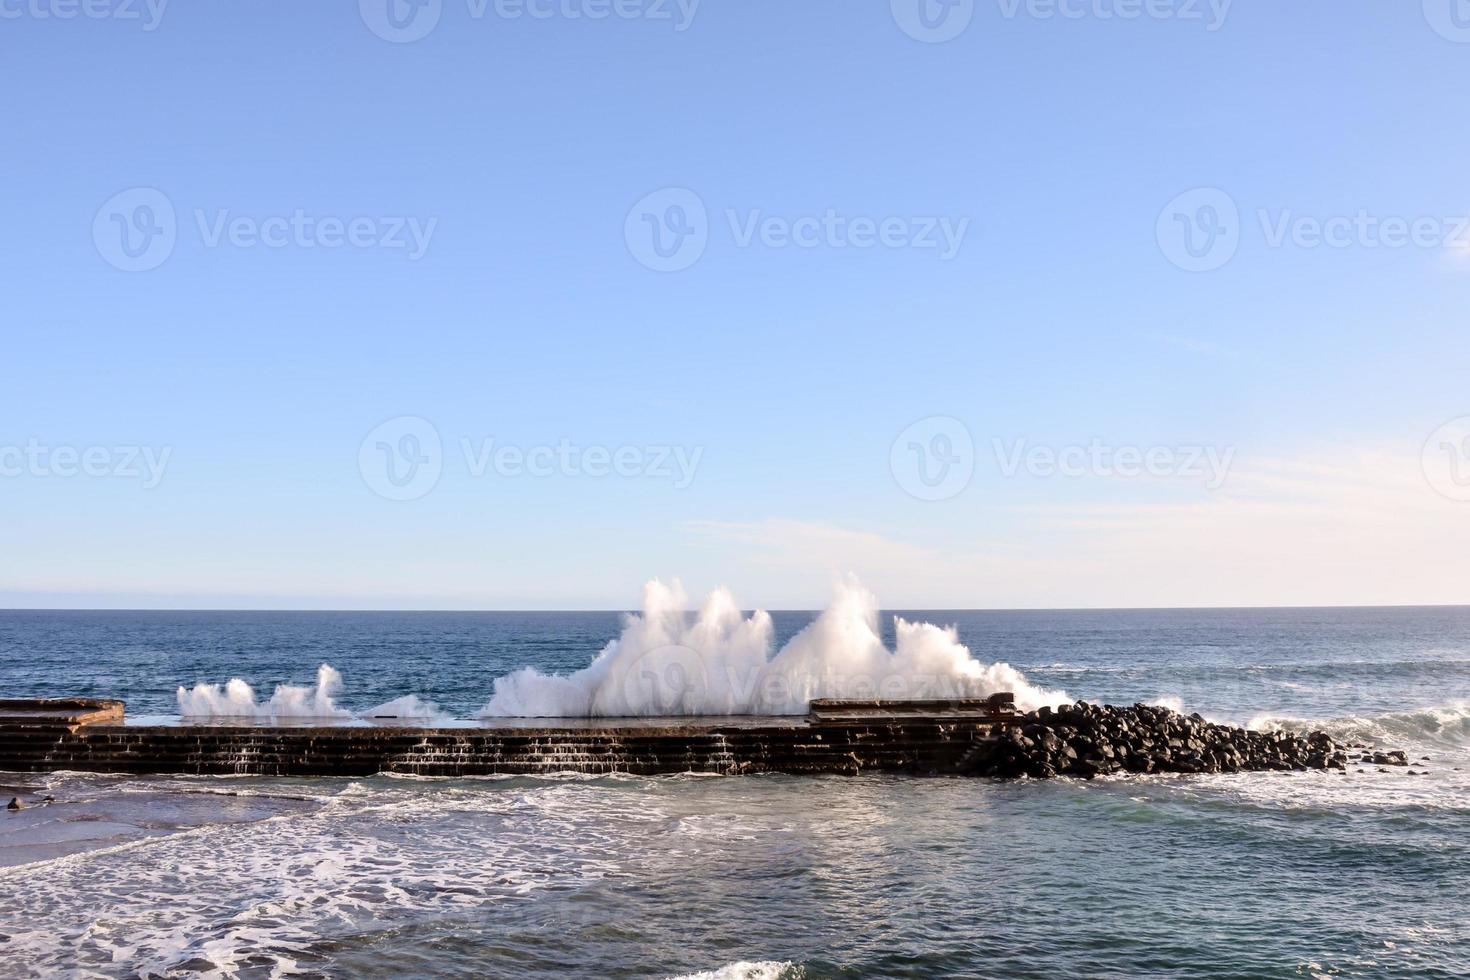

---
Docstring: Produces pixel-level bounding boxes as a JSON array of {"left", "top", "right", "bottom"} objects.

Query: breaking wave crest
[
  {"left": 1133, "top": 697, "right": 1470, "bottom": 749},
  {"left": 480, "top": 578, "right": 1069, "bottom": 718},
  {"left": 1248, "top": 700, "right": 1470, "bottom": 750}
]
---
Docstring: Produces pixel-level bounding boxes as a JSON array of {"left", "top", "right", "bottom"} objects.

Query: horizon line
[{"left": 3, "top": 602, "right": 1468, "bottom": 614}]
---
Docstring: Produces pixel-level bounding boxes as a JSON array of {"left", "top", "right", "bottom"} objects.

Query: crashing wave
[
  {"left": 479, "top": 578, "right": 1069, "bottom": 718},
  {"left": 1248, "top": 701, "right": 1470, "bottom": 749},
  {"left": 177, "top": 664, "right": 352, "bottom": 722},
  {"left": 176, "top": 666, "right": 446, "bottom": 725}
]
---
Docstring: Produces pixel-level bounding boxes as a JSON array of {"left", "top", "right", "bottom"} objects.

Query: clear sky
[{"left": 4, "top": 0, "right": 1470, "bottom": 610}]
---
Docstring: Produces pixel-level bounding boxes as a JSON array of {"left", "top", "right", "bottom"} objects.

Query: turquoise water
[{"left": 1, "top": 608, "right": 1468, "bottom": 978}]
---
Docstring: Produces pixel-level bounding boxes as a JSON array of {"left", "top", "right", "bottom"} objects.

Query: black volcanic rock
[{"left": 959, "top": 702, "right": 1364, "bottom": 780}]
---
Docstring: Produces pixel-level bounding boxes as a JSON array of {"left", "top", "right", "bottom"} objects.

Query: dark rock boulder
[{"left": 960, "top": 702, "right": 1369, "bottom": 781}]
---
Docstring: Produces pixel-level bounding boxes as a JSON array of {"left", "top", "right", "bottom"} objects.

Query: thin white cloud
[
  {"left": 686, "top": 444, "right": 1470, "bottom": 609},
  {"left": 1150, "top": 333, "right": 1239, "bottom": 358},
  {"left": 684, "top": 519, "right": 954, "bottom": 573}
]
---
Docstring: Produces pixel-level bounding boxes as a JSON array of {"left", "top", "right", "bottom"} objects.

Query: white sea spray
[{"left": 479, "top": 577, "right": 1070, "bottom": 718}]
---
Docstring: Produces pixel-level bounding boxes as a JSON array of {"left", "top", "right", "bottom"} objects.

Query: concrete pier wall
[{"left": 0, "top": 720, "right": 1000, "bottom": 777}]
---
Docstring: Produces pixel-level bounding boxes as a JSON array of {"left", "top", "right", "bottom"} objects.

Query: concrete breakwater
[
  {"left": 0, "top": 696, "right": 1415, "bottom": 780},
  {"left": 0, "top": 697, "right": 1022, "bottom": 777},
  {"left": 0, "top": 721, "right": 1002, "bottom": 778},
  {"left": 961, "top": 701, "right": 1354, "bottom": 779}
]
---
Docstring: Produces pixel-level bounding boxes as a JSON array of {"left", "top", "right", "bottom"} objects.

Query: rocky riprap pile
[{"left": 961, "top": 701, "right": 1353, "bottom": 780}]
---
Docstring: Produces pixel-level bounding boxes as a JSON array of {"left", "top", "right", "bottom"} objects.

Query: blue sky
[{"left": 4, "top": 0, "right": 1470, "bottom": 609}]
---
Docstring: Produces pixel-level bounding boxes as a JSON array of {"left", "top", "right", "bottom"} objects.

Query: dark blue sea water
[{"left": 2, "top": 607, "right": 1468, "bottom": 978}]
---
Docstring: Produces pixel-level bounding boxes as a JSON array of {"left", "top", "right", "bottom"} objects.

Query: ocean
[{"left": 2, "top": 606, "right": 1468, "bottom": 978}]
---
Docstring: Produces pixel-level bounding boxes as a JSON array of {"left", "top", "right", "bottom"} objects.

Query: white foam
[
  {"left": 177, "top": 664, "right": 351, "bottom": 722},
  {"left": 357, "top": 694, "right": 450, "bottom": 723},
  {"left": 1247, "top": 700, "right": 1470, "bottom": 750},
  {"left": 0, "top": 777, "right": 630, "bottom": 977},
  {"left": 669, "top": 962, "right": 797, "bottom": 980},
  {"left": 481, "top": 578, "right": 1070, "bottom": 717}
]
